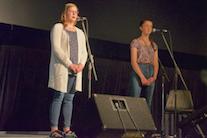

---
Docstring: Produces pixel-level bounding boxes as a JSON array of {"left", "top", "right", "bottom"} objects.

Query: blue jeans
[
  {"left": 49, "top": 75, "right": 76, "bottom": 128},
  {"left": 130, "top": 64, "right": 155, "bottom": 110}
]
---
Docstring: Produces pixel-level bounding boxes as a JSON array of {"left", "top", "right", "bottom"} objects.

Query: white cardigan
[{"left": 48, "top": 23, "right": 88, "bottom": 93}]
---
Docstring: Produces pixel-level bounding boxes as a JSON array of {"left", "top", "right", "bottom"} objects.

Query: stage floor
[
  {"left": 0, "top": 131, "right": 50, "bottom": 138},
  {"left": 0, "top": 131, "right": 166, "bottom": 138}
]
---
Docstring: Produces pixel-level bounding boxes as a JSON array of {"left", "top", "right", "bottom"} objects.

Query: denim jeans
[
  {"left": 49, "top": 75, "right": 76, "bottom": 128},
  {"left": 130, "top": 64, "right": 155, "bottom": 110}
]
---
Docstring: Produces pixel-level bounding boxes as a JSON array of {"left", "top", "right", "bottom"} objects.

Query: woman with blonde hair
[{"left": 48, "top": 3, "right": 87, "bottom": 138}]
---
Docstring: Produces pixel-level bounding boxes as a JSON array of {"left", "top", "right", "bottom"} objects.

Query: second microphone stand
[
  {"left": 158, "top": 58, "right": 170, "bottom": 137},
  {"left": 160, "top": 31, "right": 188, "bottom": 138}
]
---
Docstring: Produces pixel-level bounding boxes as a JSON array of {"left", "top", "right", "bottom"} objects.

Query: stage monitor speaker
[{"left": 72, "top": 94, "right": 157, "bottom": 138}]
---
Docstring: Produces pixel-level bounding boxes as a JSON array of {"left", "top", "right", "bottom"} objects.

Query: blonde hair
[{"left": 60, "top": 3, "right": 78, "bottom": 26}]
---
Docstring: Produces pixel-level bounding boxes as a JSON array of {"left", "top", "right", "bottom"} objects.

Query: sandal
[
  {"left": 49, "top": 130, "right": 63, "bottom": 138},
  {"left": 63, "top": 130, "right": 77, "bottom": 138}
]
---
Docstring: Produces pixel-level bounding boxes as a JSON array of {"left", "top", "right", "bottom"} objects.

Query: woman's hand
[
  {"left": 147, "top": 77, "right": 156, "bottom": 86},
  {"left": 77, "top": 64, "right": 83, "bottom": 73},
  {"left": 141, "top": 77, "right": 156, "bottom": 86},
  {"left": 69, "top": 63, "right": 78, "bottom": 73},
  {"left": 141, "top": 77, "right": 149, "bottom": 86}
]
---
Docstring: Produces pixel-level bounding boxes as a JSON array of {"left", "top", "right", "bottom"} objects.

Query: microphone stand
[
  {"left": 158, "top": 57, "right": 170, "bottom": 137},
  {"left": 160, "top": 32, "right": 188, "bottom": 138},
  {"left": 80, "top": 18, "right": 98, "bottom": 99}
]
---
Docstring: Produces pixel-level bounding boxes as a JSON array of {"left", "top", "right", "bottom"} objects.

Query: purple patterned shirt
[{"left": 130, "top": 39, "right": 158, "bottom": 64}]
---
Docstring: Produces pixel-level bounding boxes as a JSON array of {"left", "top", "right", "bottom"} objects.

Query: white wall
[
  {"left": 0, "top": 0, "right": 206, "bottom": 56},
  {"left": 0, "top": 0, "right": 67, "bottom": 30}
]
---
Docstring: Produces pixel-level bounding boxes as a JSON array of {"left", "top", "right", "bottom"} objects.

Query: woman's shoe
[
  {"left": 63, "top": 130, "right": 77, "bottom": 138},
  {"left": 49, "top": 130, "right": 63, "bottom": 138}
]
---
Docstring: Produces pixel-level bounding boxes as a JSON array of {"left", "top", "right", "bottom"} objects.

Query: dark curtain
[
  {"left": 87, "top": 58, "right": 131, "bottom": 96},
  {"left": 1, "top": 44, "right": 207, "bottom": 131},
  {"left": 0, "top": 45, "right": 51, "bottom": 130}
]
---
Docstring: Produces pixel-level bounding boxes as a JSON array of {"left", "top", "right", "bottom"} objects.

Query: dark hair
[
  {"left": 140, "top": 18, "right": 156, "bottom": 51},
  {"left": 139, "top": 18, "right": 152, "bottom": 27}
]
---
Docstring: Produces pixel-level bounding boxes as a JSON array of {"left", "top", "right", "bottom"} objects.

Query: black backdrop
[{"left": 1, "top": 23, "right": 207, "bottom": 132}]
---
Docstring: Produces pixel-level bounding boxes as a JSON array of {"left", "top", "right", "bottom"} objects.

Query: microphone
[
  {"left": 152, "top": 28, "right": 168, "bottom": 33},
  {"left": 76, "top": 16, "right": 87, "bottom": 21}
]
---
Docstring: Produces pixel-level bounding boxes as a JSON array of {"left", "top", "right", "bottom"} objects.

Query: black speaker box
[{"left": 72, "top": 94, "right": 157, "bottom": 138}]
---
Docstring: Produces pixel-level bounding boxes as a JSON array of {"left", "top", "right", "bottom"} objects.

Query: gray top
[{"left": 66, "top": 30, "right": 78, "bottom": 76}]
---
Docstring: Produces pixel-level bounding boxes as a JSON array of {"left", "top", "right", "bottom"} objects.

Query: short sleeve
[{"left": 130, "top": 39, "right": 141, "bottom": 49}]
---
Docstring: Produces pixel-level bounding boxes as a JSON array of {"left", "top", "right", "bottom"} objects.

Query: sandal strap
[
  {"left": 56, "top": 130, "right": 63, "bottom": 135},
  {"left": 50, "top": 130, "right": 63, "bottom": 138},
  {"left": 64, "top": 131, "right": 77, "bottom": 138},
  {"left": 65, "top": 130, "right": 74, "bottom": 134}
]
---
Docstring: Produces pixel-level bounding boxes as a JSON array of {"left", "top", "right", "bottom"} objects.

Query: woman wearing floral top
[{"left": 130, "top": 18, "right": 159, "bottom": 110}]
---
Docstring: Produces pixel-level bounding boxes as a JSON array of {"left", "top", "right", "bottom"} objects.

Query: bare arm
[{"left": 131, "top": 47, "right": 148, "bottom": 86}]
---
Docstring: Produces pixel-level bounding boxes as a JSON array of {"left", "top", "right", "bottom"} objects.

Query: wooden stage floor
[{"left": 0, "top": 131, "right": 50, "bottom": 138}]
